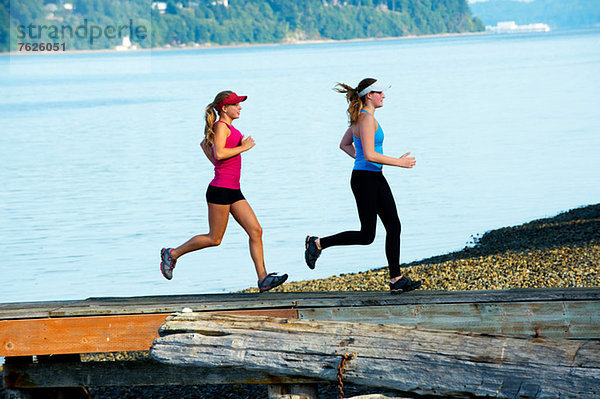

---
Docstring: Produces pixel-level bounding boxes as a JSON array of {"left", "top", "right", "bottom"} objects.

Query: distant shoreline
[
  {"left": 4, "top": 26, "right": 597, "bottom": 57},
  {"left": 1, "top": 31, "right": 487, "bottom": 56}
]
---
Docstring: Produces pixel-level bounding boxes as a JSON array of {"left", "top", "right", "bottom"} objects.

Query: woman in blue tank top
[{"left": 305, "top": 78, "right": 422, "bottom": 294}]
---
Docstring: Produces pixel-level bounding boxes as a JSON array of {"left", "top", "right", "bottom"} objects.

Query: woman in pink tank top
[{"left": 160, "top": 91, "right": 287, "bottom": 293}]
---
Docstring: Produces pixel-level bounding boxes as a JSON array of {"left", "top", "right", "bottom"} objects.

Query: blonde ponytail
[{"left": 204, "top": 90, "right": 232, "bottom": 144}]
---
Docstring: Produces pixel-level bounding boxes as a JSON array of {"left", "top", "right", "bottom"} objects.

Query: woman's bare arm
[
  {"left": 339, "top": 127, "right": 356, "bottom": 158},
  {"left": 200, "top": 138, "right": 215, "bottom": 165},
  {"left": 358, "top": 114, "right": 416, "bottom": 168},
  {"left": 212, "top": 122, "right": 255, "bottom": 160}
]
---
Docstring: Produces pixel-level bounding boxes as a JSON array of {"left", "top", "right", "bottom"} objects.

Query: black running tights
[{"left": 319, "top": 170, "right": 402, "bottom": 278}]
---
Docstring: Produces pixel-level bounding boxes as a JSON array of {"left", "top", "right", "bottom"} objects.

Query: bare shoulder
[
  {"left": 214, "top": 121, "right": 231, "bottom": 137},
  {"left": 357, "top": 112, "right": 377, "bottom": 134}
]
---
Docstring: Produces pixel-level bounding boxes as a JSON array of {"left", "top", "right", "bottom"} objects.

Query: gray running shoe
[
  {"left": 258, "top": 272, "right": 288, "bottom": 293},
  {"left": 390, "top": 276, "right": 422, "bottom": 295},
  {"left": 160, "top": 248, "right": 176, "bottom": 280},
  {"left": 304, "top": 236, "right": 321, "bottom": 270}
]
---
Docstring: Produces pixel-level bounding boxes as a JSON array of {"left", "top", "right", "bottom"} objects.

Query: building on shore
[
  {"left": 115, "top": 36, "right": 135, "bottom": 51},
  {"left": 487, "top": 21, "right": 550, "bottom": 33}
]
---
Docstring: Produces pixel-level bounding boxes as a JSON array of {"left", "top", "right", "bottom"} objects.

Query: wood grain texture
[
  {"left": 3, "top": 359, "right": 320, "bottom": 389},
  {"left": 1, "top": 314, "right": 168, "bottom": 357},
  {"left": 299, "top": 300, "right": 600, "bottom": 338},
  {"left": 152, "top": 313, "right": 600, "bottom": 398},
  {"left": 0, "top": 309, "right": 297, "bottom": 357},
  {"left": 2, "top": 288, "right": 599, "bottom": 319}
]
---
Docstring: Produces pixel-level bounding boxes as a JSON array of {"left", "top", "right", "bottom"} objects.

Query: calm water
[{"left": 1, "top": 30, "right": 599, "bottom": 303}]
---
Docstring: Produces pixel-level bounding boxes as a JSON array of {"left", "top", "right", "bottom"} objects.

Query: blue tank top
[{"left": 353, "top": 110, "right": 384, "bottom": 171}]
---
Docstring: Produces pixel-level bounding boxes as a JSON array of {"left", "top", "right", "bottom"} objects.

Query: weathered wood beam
[
  {"left": 0, "top": 309, "right": 297, "bottom": 357},
  {"left": 151, "top": 313, "right": 600, "bottom": 398},
  {"left": 2, "top": 288, "right": 598, "bottom": 319},
  {"left": 2, "top": 359, "right": 323, "bottom": 389},
  {"left": 298, "top": 300, "right": 600, "bottom": 339}
]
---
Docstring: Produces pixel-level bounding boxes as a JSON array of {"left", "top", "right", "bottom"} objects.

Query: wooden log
[
  {"left": 151, "top": 313, "right": 600, "bottom": 399},
  {"left": 0, "top": 309, "right": 297, "bottom": 357},
  {"left": 3, "top": 359, "right": 321, "bottom": 389},
  {"left": 2, "top": 356, "right": 89, "bottom": 398},
  {"left": 3, "top": 388, "right": 89, "bottom": 399},
  {"left": 298, "top": 299, "right": 600, "bottom": 339}
]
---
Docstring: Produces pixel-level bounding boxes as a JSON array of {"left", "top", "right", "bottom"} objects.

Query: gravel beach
[
  {"left": 2, "top": 204, "right": 598, "bottom": 399},
  {"left": 242, "top": 203, "right": 600, "bottom": 293}
]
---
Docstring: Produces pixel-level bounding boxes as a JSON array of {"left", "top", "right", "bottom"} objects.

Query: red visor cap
[{"left": 217, "top": 92, "right": 247, "bottom": 110}]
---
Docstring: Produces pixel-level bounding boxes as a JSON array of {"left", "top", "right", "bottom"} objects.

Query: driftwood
[{"left": 151, "top": 313, "right": 600, "bottom": 399}]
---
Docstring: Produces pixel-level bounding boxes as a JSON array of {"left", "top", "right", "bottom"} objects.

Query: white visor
[{"left": 358, "top": 81, "right": 391, "bottom": 97}]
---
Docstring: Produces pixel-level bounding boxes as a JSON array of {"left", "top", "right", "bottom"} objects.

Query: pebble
[
  {"left": 242, "top": 203, "right": 600, "bottom": 293},
  {"left": 2, "top": 204, "right": 598, "bottom": 399}
]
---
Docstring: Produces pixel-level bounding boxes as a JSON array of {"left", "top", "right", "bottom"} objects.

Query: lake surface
[{"left": 1, "top": 29, "right": 599, "bottom": 303}]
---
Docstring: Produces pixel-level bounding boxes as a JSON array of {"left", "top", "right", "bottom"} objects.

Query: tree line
[{"left": 1, "top": 0, "right": 484, "bottom": 52}]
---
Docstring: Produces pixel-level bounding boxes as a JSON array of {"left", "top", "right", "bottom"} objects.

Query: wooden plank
[
  {"left": 152, "top": 313, "right": 600, "bottom": 399},
  {"left": 1, "top": 288, "right": 598, "bottom": 356},
  {"left": 47, "top": 288, "right": 600, "bottom": 317},
  {"left": 299, "top": 300, "right": 600, "bottom": 339},
  {"left": 3, "top": 360, "right": 321, "bottom": 389},
  {"left": 68, "top": 287, "right": 600, "bottom": 306},
  {"left": 0, "top": 314, "right": 168, "bottom": 357},
  {"left": 2, "top": 288, "right": 599, "bottom": 319},
  {"left": 0, "top": 309, "right": 298, "bottom": 357},
  {"left": 0, "top": 300, "right": 74, "bottom": 320}
]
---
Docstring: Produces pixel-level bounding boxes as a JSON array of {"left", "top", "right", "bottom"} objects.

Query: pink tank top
[{"left": 209, "top": 120, "right": 242, "bottom": 190}]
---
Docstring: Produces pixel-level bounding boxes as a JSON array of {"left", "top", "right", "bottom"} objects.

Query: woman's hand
[
  {"left": 396, "top": 152, "right": 416, "bottom": 168},
  {"left": 240, "top": 135, "right": 255, "bottom": 152}
]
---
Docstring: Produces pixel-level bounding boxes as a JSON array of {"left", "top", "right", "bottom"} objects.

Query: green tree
[{"left": 2, "top": 0, "right": 485, "bottom": 52}]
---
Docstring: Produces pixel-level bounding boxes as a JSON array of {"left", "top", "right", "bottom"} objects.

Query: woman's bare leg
[
  {"left": 230, "top": 200, "right": 266, "bottom": 281},
  {"left": 170, "top": 203, "right": 230, "bottom": 259}
]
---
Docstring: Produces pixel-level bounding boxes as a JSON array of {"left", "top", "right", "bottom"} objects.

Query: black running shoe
[
  {"left": 160, "top": 248, "right": 176, "bottom": 280},
  {"left": 390, "top": 276, "right": 422, "bottom": 295},
  {"left": 258, "top": 273, "right": 288, "bottom": 293},
  {"left": 305, "top": 236, "right": 321, "bottom": 270}
]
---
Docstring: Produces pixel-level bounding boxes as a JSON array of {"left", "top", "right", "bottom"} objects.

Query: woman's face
[
  {"left": 369, "top": 91, "right": 386, "bottom": 108},
  {"left": 223, "top": 103, "right": 242, "bottom": 119}
]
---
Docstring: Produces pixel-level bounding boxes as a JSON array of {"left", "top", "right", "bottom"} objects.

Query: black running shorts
[{"left": 206, "top": 185, "right": 245, "bottom": 205}]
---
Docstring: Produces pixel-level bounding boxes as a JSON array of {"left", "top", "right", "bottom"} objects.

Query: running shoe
[
  {"left": 304, "top": 236, "right": 321, "bottom": 270},
  {"left": 389, "top": 276, "right": 422, "bottom": 295},
  {"left": 160, "top": 248, "right": 176, "bottom": 280},
  {"left": 258, "top": 272, "right": 288, "bottom": 293}
]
